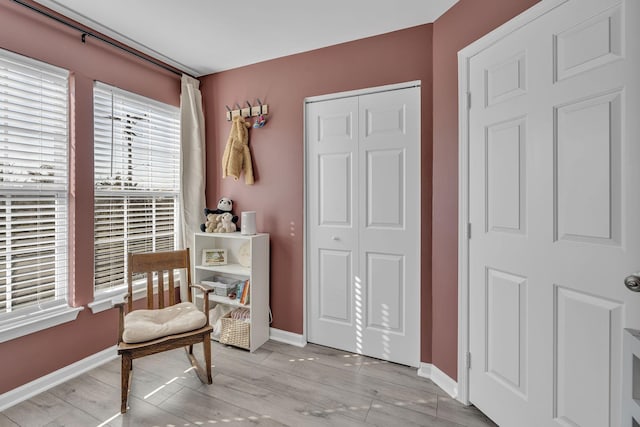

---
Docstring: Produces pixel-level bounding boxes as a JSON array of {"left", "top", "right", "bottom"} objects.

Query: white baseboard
[
  {"left": 269, "top": 328, "right": 306, "bottom": 347},
  {"left": 418, "top": 362, "right": 458, "bottom": 400},
  {"left": 0, "top": 345, "right": 118, "bottom": 412}
]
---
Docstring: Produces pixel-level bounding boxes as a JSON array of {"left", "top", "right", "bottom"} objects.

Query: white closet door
[
  {"left": 466, "top": 0, "right": 640, "bottom": 425},
  {"left": 307, "top": 86, "right": 420, "bottom": 367}
]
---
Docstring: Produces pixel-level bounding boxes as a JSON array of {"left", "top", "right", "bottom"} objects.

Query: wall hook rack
[{"left": 225, "top": 99, "right": 269, "bottom": 121}]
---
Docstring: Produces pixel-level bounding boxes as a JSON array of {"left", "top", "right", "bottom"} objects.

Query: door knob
[
  {"left": 331, "top": 236, "right": 340, "bottom": 241},
  {"left": 624, "top": 274, "right": 640, "bottom": 292}
]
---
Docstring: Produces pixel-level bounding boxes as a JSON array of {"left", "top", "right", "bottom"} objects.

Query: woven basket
[{"left": 219, "top": 313, "right": 250, "bottom": 349}]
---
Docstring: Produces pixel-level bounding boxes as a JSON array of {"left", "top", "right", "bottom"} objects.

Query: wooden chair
[{"left": 115, "top": 248, "right": 214, "bottom": 413}]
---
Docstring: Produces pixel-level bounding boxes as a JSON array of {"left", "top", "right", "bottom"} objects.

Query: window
[
  {"left": 93, "top": 82, "right": 180, "bottom": 296},
  {"left": 0, "top": 49, "right": 69, "bottom": 319}
]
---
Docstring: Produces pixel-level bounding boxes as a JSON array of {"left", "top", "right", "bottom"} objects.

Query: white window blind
[
  {"left": 0, "top": 49, "right": 69, "bottom": 317},
  {"left": 93, "top": 82, "right": 180, "bottom": 294}
]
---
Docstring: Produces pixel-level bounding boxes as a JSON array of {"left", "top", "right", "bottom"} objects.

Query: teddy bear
[
  {"left": 200, "top": 197, "right": 238, "bottom": 232},
  {"left": 203, "top": 213, "right": 218, "bottom": 233},
  {"left": 213, "top": 212, "right": 236, "bottom": 233}
]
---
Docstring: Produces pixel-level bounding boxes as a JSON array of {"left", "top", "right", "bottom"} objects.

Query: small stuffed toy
[
  {"left": 214, "top": 212, "right": 236, "bottom": 233},
  {"left": 203, "top": 214, "right": 218, "bottom": 233},
  {"left": 200, "top": 197, "right": 238, "bottom": 232}
]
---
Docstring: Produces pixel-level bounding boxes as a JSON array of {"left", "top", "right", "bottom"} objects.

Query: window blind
[
  {"left": 93, "top": 82, "right": 180, "bottom": 294},
  {"left": 0, "top": 49, "right": 69, "bottom": 316}
]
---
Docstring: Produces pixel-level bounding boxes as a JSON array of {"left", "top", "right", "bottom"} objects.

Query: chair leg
[
  {"left": 203, "top": 334, "right": 212, "bottom": 384},
  {"left": 121, "top": 354, "right": 132, "bottom": 414}
]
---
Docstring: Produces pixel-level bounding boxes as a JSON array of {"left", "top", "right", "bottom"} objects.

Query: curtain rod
[{"left": 11, "top": 0, "right": 193, "bottom": 79}]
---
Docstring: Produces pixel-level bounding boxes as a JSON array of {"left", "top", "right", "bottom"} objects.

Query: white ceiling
[{"left": 33, "top": 0, "right": 458, "bottom": 77}]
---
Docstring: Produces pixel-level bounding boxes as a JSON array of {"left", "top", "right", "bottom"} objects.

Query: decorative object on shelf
[
  {"left": 225, "top": 99, "right": 269, "bottom": 122},
  {"left": 241, "top": 211, "right": 257, "bottom": 235},
  {"left": 200, "top": 197, "right": 238, "bottom": 232},
  {"left": 253, "top": 114, "right": 266, "bottom": 128},
  {"left": 219, "top": 311, "right": 250, "bottom": 349},
  {"left": 237, "top": 241, "right": 251, "bottom": 267},
  {"left": 202, "top": 248, "right": 227, "bottom": 266},
  {"left": 201, "top": 275, "right": 241, "bottom": 297},
  {"left": 213, "top": 212, "right": 236, "bottom": 233},
  {"left": 222, "top": 115, "right": 254, "bottom": 185}
]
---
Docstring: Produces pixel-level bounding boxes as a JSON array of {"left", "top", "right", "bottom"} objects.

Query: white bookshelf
[{"left": 193, "top": 232, "right": 269, "bottom": 352}]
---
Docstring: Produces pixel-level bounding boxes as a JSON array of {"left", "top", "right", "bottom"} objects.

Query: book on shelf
[
  {"left": 240, "top": 279, "right": 250, "bottom": 305},
  {"left": 235, "top": 281, "right": 245, "bottom": 302}
]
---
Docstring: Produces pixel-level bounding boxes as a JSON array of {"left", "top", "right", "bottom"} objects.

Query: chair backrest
[{"left": 127, "top": 248, "right": 192, "bottom": 312}]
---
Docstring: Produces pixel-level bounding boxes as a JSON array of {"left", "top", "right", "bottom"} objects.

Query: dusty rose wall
[
  {"left": 431, "top": 0, "right": 541, "bottom": 379},
  {"left": 200, "top": 25, "right": 434, "bottom": 361},
  {"left": 0, "top": 1, "right": 179, "bottom": 394}
]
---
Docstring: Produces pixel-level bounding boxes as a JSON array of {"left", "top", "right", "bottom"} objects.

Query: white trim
[
  {"left": 0, "top": 345, "right": 118, "bottom": 412},
  {"left": 418, "top": 363, "right": 459, "bottom": 400},
  {"left": 269, "top": 328, "right": 306, "bottom": 347},
  {"left": 0, "top": 306, "right": 83, "bottom": 344},
  {"left": 88, "top": 292, "right": 126, "bottom": 314},
  {"left": 456, "top": 0, "right": 568, "bottom": 406},
  {"left": 304, "top": 80, "right": 421, "bottom": 104},
  {"left": 302, "top": 100, "right": 309, "bottom": 343},
  {"left": 89, "top": 281, "right": 178, "bottom": 314}
]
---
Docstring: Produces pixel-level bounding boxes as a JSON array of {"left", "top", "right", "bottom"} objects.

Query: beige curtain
[{"left": 179, "top": 74, "right": 206, "bottom": 300}]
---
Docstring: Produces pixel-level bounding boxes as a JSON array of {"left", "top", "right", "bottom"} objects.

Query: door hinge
[
  {"left": 467, "top": 223, "right": 472, "bottom": 239},
  {"left": 467, "top": 92, "right": 471, "bottom": 109},
  {"left": 466, "top": 352, "right": 472, "bottom": 369}
]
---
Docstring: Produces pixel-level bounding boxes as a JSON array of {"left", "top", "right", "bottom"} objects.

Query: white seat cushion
[{"left": 122, "top": 302, "right": 207, "bottom": 344}]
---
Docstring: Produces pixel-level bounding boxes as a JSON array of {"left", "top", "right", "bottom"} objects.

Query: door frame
[
  {"left": 303, "top": 80, "right": 421, "bottom": 349},
  {"left": 456, "top": 0, "right": 568, "bottom": 406}
]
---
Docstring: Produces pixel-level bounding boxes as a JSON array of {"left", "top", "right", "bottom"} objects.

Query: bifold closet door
[{"left": 307, "top": 86, "right": 420, "bottom": 367}]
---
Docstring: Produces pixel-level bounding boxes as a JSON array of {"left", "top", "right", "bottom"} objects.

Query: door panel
[
  {"left": 366, "top": 252, "right": 404, "bottom": 332},
  {"left": 318, "top": 249, "right": 352, "bottom": 323},
  {"left": 486, "top": 118, "right": 526, "bottom": 234},
  {"left": 319, "top": 153, "right": 352, "bottom": 226},
  {"left": 555, "top": 91, "right": 621, "bottom": 244},
  {"left": 359, "top": 88, "right": 420, "bottom": 367},
  {"left": 485, "top": 268, "right": 527, "bottom": 397},
  {"left": 366, "top": 149, "right": 404, "bottom": 228},
  {"left": 307, "top": 97, "right": 358, "bottom": 350},
  {"left": 554, "top": 287, "right": 622, "bottom": 427}
]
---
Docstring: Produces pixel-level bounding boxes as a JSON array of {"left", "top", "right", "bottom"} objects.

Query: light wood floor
[{"left": 0, "top": 340, "right": 497, "bottom": 427}]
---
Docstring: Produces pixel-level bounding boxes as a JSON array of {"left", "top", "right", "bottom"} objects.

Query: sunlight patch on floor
[{"left": 288, "top": 357, "right": 320, "bottom": 362}]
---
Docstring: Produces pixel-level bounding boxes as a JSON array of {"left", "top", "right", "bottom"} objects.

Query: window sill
[
  {"left": 0, "top": 305, "right": 84, "bottom": 344},
  {"left": 87, "top": 294, "right": 125, "bottom": 314},
  {"left": 89, "top": 285, "right": 171, "bottom": 314}
]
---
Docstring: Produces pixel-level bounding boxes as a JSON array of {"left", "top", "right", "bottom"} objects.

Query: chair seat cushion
[{"left": 122, "top": 302, "right": 207, "bottom": 344}]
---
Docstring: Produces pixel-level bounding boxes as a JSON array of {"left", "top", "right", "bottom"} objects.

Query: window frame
[
  {"left": 90, "top": 82, "right": 180, "bottom": 313},
  {"left": 0, "top": 48, "right": 81, "bottom": 342}
]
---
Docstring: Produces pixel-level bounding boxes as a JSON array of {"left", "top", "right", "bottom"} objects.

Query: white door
[
  {"left": 307, "top": 86, "right": 421, "bottom": 367},
  {"left": 467, "top": 0, "right": 640, "bottom": 426}
]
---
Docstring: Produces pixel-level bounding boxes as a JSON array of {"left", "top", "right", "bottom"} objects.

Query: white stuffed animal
[{"left": 214, "top": 212, "right": 237, "bottom": 233}]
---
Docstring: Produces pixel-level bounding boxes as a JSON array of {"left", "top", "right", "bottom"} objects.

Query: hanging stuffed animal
[{"left": 222, "top": 115, "right": 254, "bottom": 185}]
